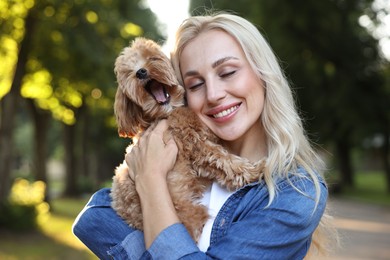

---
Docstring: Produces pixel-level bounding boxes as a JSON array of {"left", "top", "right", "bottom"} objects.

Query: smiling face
[{"left": 179, "top": 29, "right": 266, "bottom": 151}]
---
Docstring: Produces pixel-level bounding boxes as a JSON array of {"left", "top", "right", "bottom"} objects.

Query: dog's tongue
[{"left": 150, "top": 81, "right": 168, "bottom": 103}]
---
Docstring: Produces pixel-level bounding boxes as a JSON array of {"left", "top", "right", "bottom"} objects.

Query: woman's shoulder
[
  {"left": 276, "top": 166, "right": 327, "bottom": 191},
  {"left": 239, "top": 166, "right": 328, "bottom": 211}
]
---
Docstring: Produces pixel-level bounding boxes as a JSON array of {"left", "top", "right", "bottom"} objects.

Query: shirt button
[{"left": 220, "top": 218, "right": 226, "bottom": 227}]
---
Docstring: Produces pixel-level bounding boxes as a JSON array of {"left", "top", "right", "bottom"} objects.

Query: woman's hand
[
  {"left": 126, "top": 119, "right": 177, "bottom": 193},
  {"left": 125, "top": 119, "right": 180, "bottom": 248}
]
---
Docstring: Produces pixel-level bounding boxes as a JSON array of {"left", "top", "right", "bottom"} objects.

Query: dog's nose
[{"left": 136, "top": 68, "right": 148, "bottom": 79}]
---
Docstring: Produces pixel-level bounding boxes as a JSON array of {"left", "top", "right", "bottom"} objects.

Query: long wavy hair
[{"left": 171, "top": 12, "right": 338, "bottom": 256}]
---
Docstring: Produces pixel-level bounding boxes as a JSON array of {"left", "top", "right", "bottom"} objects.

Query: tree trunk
[
  {"left": 63, "top": 123, "right": 78, "bottom": 196},
  {"left": 79, "top": 105, "right": 96, "bottom": 190},
  {"left": 382, "top": 122, "right": 390, "bottom": 194},
  {"left": 0, "top": 9, "right": 36, "bottom": 203},
  {"left": 336, "top": 138, "right": 354, "bottom": 187},
  {"left": 79, "top": 105, "right": 89, "bottom": 178},
  {"left": 0, "top": 90, "right": 19, "bottom": 202},
  {"left": 27, "top": 100, "right": 51, "bottom": 200}
]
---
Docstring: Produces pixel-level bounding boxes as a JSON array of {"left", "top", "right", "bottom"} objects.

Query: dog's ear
[{"left": 114, "top": 88, "right": 145, "bottom": 138}]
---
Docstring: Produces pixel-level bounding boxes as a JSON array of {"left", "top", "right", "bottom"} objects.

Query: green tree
[
  {"left": 0, "top": 0, "right": 163, "bottom": 202},
  {"left": 0, "top": 0, "right": 33, "bottom": 202}
]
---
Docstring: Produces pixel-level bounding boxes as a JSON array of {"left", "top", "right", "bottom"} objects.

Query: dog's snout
[{"left": 136, "top": 68, "right": 148, "bottom": 79}]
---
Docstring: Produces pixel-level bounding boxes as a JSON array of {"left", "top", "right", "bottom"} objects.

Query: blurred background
[{"left": 0, "top": 0, "right": 389, "bottom": 259}]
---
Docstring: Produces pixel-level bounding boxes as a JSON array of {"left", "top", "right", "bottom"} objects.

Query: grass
[
  {"left": 329, "top": 171, "right": 390, "bottom": 206},
  {"left": 0, "top": 197, "right": 97, "bottom": 260}
]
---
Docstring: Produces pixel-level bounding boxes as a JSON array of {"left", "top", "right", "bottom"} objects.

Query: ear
[{"left": 114, "top": 88, "right": 144, "bottom": 138}]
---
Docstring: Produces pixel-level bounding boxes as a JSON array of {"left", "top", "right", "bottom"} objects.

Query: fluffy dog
[{"left": 111, "top": 37, "right": 265, "bottom": 242}]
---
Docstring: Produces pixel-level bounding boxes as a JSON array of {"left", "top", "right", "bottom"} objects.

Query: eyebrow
[
  {"left": 212, "top": 56, "right": 238, "bottom": 68},
  {"left": 183, "top": 56, "right": 239, "bottom": 78}
]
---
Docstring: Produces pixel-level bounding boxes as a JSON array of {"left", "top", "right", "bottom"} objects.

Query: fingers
[
  {"left": 153, "top": 119, "right": 169, "bottom": 133},
  {"left": 137, "top": 120, "right": 168, "bottom": 147},
  {"left": 127, "top": 166, "right": 135, "bottom": 181},
  {"left": 143, "top": 120, "right": 169, "bottom": 136},
  {"left": 125, "top": 119, "right": 177, "bottom": 182},
  {"left": 164, "top": 137, "right": 178, "bottom": 161}
]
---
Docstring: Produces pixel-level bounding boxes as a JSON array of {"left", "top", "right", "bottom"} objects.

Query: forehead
[{"left": 179, "top": 29, "right": 244, "bottom": 71}]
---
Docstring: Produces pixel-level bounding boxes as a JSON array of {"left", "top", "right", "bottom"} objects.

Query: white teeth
[{"left": 213, "top": 105, "right": 239, "bottom": 118}]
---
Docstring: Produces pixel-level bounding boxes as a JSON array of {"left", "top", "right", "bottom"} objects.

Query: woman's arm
[
  {"left": 72, "top": 188, "right": 146, "bottom": 259},
  {"left": 126, "top": 119, "right": 180, "bottom": 248}
]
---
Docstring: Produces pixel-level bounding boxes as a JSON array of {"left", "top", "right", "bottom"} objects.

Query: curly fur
[{"left": 111, "top": 37, "right": 266, "bottom": 242}]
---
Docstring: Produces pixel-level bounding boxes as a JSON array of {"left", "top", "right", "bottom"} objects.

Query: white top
[{"left": 197, "top": 182, "right": 234, "bottom": 252}]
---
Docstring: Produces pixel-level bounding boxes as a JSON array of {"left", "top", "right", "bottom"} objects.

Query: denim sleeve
[
  {"left": 72, "top": 188, "right": 203, "bottom": 259},
  {"left": 72, "top": 188, "right": 146, "bottom": 259},
  {"left": 146, "top": 223, "right": 200, "bottom": 259}
]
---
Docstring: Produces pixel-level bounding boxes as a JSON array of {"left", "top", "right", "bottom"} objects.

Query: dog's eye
[{"left": 149, "top": 57, "right": 160, "bottom": 61}]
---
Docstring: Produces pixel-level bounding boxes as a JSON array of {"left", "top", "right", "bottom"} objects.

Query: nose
[
  {"left": 206, "top": 80, "right": 226, "bottom": 103},
  {"left": 136, "top": 68, "right": 148, "bottom": 79}
]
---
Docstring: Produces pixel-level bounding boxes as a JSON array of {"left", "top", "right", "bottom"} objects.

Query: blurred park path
[{"left": 325, "top": 197, "right": 390, "bottom": 260}]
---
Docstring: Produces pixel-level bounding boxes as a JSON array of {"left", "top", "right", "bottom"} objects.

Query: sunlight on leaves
[
  {"left": 0, "top": 36, "right": 18, "bottom": 98},
  {"left": 0, "top": 1, "right": 9, "bottom": 19},
  {"left": 0, "top": 0, "right": 35, "bottom": 98},
  {"left": 21, "top": 70, "right": 53, "bottom": 99},
  {"left": 55, "top": 107, "right": 75, "bottom": 125},
  {"left": 9, "top": 178, "right": 50, "bottom": 226},
  {"left": 10, "top": 3, "right": 26, "bottom": 17},
  {"left": 120, "top": 22, "right": 143, "bottom": 38},
  {"left": 85, "top": 10, "right": 98, "bottom": 24},
  {"left": 36, "top": 96, "right": 59, "bottom": 110},
  {"left": 10, "top": 179, "right": 46, "bottom": 206},
  {"left": 36, "top": 98, "right": 76, "bottom": 125},
  {"left": 44, "top": 5, "right": 55, "bottom": 17},
  {"left": 56, "top": 84, "right": 83, "bottom": 108},
  {"left": 51, "top": 30, "right": 64, "bottom": 43},
  {"left": 13, "top": 17, "right": 24, "bottom": 29},
  {"left": 56, "top": 3, "right": 70, "bottom": 24},
  {"left": 24, "top": 0, "right": 35, "bottom": 9},
  {"left": 19, "top": 63, "right": 83, "bottom": 125}
]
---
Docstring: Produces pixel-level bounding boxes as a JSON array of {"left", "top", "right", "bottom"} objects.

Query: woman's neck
[{"left": 222, "top": 123, "right": 267, "bottom": 162}]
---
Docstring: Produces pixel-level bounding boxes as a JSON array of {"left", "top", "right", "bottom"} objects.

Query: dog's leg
[{"left": 111, "top": 162, "right": 144, "bottom": 231}]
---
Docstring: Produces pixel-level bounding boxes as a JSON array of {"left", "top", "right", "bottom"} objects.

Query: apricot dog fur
[{"left": 111, "top": 38, "right": 265, "bottom": 242}]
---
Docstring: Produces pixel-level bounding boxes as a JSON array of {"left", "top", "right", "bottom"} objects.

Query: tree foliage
[{"left": 0, "top": 0, "right": 164, "bottom": 200}]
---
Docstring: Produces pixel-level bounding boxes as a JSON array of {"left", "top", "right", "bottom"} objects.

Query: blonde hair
[{"left": 171, "top": 12, "right": 337, "bottom": 256}]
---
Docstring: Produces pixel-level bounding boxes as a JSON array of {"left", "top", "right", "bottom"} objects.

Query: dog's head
[{"left": 114, "top": 37, "right": 185, "bottom": 138}]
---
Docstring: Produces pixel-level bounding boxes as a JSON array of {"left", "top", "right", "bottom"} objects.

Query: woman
[{"left": 73, "top": 13, "right": 336, "bottom": 259}]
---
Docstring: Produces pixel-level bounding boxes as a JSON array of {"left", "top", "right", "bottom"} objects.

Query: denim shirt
[{"left": 73, "top": 168, "right": 327, "bottom": 259}]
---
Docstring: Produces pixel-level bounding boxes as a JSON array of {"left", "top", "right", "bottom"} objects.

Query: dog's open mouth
[{"left": 145, "top": 80, "right": 171, "bottom": 105}]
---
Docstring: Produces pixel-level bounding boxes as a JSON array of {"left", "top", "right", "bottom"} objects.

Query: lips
[
  {"left": 209, "top": 103, "right": 241, "bottom": 119},
  {"left": 145, "top": 80, "right": 171, "bottom": 104}
]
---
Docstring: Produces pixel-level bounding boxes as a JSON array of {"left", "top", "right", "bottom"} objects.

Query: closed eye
[
  {"left": 188, "top": 82, "right": 204, "bottom": 91},
  {"left": 149, "top": 56, "right": 162, "bottom": 61},
  {"left": 220, "top": 70, "right": 236, "bottom": 78}
]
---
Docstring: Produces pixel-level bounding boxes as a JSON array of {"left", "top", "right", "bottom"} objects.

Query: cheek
[{"left": 186, "top": 93, "right": 201, "bottom": 112}]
